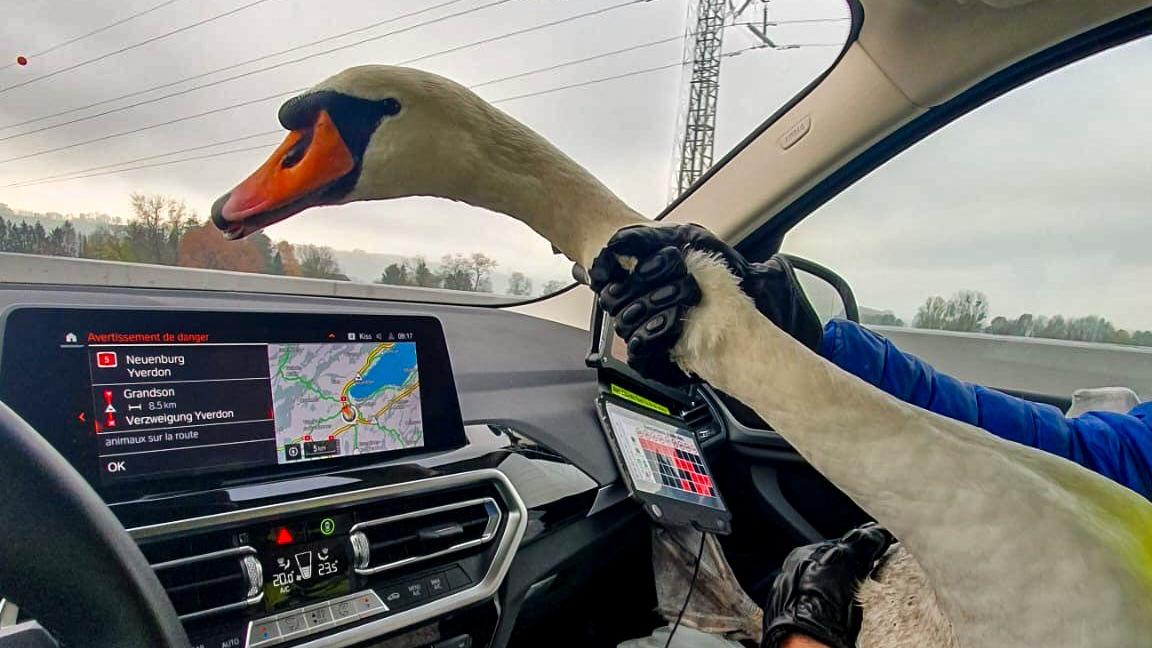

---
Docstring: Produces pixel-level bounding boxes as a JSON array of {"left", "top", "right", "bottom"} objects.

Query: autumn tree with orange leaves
[{"left": 178, "top": 223, "right": 265, "bottom": 273}]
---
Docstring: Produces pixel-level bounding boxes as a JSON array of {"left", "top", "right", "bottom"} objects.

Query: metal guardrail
[
  {"left": 0, "top": 253, "right": 517, "bottom": 306},
  {"left": 871, "top": 325, "right": 1152, "bottom": 401}
]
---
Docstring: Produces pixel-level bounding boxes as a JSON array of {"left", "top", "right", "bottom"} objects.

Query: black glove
[
  {"left": 589, "top": 224, "right": 823, "bottom": 386},
  {"left": 762, "top": 524, "right": 895, "bottom": 648}
]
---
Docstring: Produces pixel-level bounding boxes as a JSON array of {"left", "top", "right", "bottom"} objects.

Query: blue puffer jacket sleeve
[{"left": 819, "top": 319, "right": 1152, "bottom": 500}]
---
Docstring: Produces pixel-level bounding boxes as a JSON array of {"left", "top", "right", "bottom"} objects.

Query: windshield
[{"left": 0, "top": 0, "right": 849, "bottom": 301}]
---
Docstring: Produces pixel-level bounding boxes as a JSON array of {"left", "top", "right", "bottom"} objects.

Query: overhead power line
[
  {"left": 490, "top": 60, "right": 681, "bottom": 103},
  {"left": 3, "top": 130, "right": 280, "bottom": 188},
  {"left": 0, "top": 0, "right": 281, "bottom": 95},
  {"left": 5, "top": 31, "right": 686, "bottom": 186},
  {"left": 0, "top": 0, "right": 472, "bottom": 132},
  {"left": 490, "top": 59, "right": 680, "bottom": 103},
  {"left": 13, "top": 142, "right": 280, "bottom": 186},
  {"left": 0, "top": 0, "right": 186, "bottom": 72},
  {"left": 730, "top": 17, "right": 850, "bottom": 26},
  {"left": 5, "top": 43, "right": 766, "bottom": 189},
  {"left": 0, "top": 0, "right": 647, "bottom": 142},
  {"left": 470, "top": 34, "right": 682, "bottom": 90},
  {"left": 0, "top": 0, "right": 657, "bottom": 160},
  {"left": 0, "top": 89, "right": 299, "bottom": 166},
  {"left": 490, "top": 43, "right": 758, "bottom": 103}
]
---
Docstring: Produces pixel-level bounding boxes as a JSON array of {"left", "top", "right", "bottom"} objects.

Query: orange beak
[{"left": 212, "top": 109, "right": 355, "bottom": 238}]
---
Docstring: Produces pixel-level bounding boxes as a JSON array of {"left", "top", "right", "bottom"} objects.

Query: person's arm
[
  {"left": 762, "top": 524, "right": 894, "bottom": 648},
  {"left": 821, "top": 319, "right": 1152, "bottom": 500}
]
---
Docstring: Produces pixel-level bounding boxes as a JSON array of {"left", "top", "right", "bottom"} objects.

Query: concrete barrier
[
  {"left": 0, "top": 253, "right": 515, "bottom": 306},
  {"left": 871, "top": 325, "right": 1152, "bottom": 401}
]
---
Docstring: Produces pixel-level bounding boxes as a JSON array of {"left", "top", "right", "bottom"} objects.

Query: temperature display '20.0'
[{"left": 262, "top": 537, "right": 350, "bottom": 612}]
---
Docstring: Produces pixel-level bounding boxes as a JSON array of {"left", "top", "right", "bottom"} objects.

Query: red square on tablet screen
[{"left": 96, "top": 351, "right": 117, "bottom": 368}]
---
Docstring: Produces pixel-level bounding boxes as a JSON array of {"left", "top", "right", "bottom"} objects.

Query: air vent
[
  {"left": 681, "top": 400, "right": 721, "bottom": 441},
  {"left": 350, "top": 498, "right": 502, "bottom": 576},
  {"left": 681, "top": 402, "right": 711, "bottom": 427},
  {"left": 151, "top": 547, "right": 263, "bottom": 621}
]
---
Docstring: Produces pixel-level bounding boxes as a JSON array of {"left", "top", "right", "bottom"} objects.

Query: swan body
[{"left": 213, "top": 65, "right": 1152, "bottom": 647}]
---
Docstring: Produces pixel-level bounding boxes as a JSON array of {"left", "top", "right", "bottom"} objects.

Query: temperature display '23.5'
[{"left": 263, "top": 537, "right": 350, "bottom": 611}]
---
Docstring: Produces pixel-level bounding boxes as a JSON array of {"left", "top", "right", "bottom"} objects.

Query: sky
[
  {"left": 0, "top": 0, "right": 849, "bottom": 285},
  {"left": 785, "top": 36, "right": 1152, "bottom": 331},
  {"left": 5, "top": 1, "right": 1143, "bottom": 331}
]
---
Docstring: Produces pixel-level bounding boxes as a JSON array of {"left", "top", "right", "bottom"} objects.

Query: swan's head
[{"left": 211, "top": 65, "right": 505, "bottom": 240}]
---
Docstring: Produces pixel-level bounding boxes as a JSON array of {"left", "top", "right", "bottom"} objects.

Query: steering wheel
[{"left": 0, "top": 401, "right": 189, "bottom": 647}]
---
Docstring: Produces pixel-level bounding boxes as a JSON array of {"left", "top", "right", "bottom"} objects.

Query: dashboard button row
[
  {"left": 376, "top": 567, "right": 470, "bottom": 612},
  {"left": 247, "top": 590, "right": 388, "bottom": 647}
]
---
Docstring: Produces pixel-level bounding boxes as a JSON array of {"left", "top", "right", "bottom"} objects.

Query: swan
[{"left": 211, "top": 65, "right": 1152, "bottom": 648}]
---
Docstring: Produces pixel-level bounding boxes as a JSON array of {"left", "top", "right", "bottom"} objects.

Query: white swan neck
[{"left": 434, "top": 103, "right": 646, "bottom": 267}]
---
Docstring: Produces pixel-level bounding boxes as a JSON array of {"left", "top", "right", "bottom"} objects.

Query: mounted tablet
[{"left": 596, "top": 394, "right": 731, "bottom": 534}]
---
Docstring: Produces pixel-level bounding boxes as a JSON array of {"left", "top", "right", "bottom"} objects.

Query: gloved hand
[
  {"left": 762, "top": 524, "right": 896, "bottom": 648},
  {"left": 588, "top": 224, "right": 823, "bottom": 386}
]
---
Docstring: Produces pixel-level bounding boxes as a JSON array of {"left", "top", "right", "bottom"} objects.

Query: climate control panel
[
  {"left": 129, "top": 472, "right": 524, "bottom": 648},
  {"left": 246, "top": 590, "right": 386, "bottom": 646}
]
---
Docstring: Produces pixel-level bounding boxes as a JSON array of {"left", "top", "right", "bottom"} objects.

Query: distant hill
[
  {"left": 329, "top": 249, "right": 415, "bottom": 283},
  {"left": 332, "top": 248, "right": 558, "bottom": 295},
  {"left": 2, "top": 204, "right": 565, "bottom": 295},
  {"left": 0, "top": 203, "right": 119, "bottom": 237}
]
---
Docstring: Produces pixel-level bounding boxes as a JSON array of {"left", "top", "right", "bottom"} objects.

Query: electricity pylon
[{"left": 671, "top": 0, "right": 781, "bottom": 197}]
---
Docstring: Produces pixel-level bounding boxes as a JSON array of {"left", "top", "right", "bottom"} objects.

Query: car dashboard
[{"left": 0, "top": 285, "right": 670, "bottom": 648}]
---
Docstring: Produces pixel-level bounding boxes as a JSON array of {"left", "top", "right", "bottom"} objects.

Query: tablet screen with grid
[{"left": 604, "top": 401, "right": 726, "bottom": 511}]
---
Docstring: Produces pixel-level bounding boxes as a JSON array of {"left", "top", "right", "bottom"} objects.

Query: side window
[{"left": 783, "top": 36, "right": 1152, "bottom": 396}]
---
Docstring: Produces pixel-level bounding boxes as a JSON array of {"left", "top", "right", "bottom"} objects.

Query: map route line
[
  {"left": 270, "top": 341, "right": 421, "bottom": 457},
  {"left": 276, "top": 345, "right": 340, "bottom": 404},
  {"left": 340, "top": 342, "right": 392, "bottom": 401}
]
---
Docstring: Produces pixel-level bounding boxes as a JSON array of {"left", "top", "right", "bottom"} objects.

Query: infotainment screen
[{"left": 0, "top": 308, "right": 465, "bottom": 492}]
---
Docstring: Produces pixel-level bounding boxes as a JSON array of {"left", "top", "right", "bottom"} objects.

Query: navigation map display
[
  {"left": 0, "top": 308, "right": 465, "bottom": 491},
  {"left": 269, "top": 342, "right": 422, "bottom": 464}
]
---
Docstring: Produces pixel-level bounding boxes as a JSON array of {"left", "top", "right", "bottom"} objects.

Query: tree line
[
  {"left": 0, "top": 194, "right": 349, "bottom": 280},
  {"left": 375, "top": 256, "right": 567, "bottom": 296},
  {"left": 862, "top": 290, "right": 1152, "bottom": 347},
  {"left": 1, "top": 196, "right": 567, "bottom": 296}
]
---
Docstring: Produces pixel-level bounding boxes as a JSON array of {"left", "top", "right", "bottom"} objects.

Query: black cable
[
  {"left": 0, "top": 0, "right": 185, "bottom": 72},
  {"left": 664, "top": 531, "right": 707, "bottom": 648},
  {"left": 0, "top": 0, "right": 281, "bottom": 95},
  {"left": 0, "top": 0, "right": 646, "bottom": 142}
]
